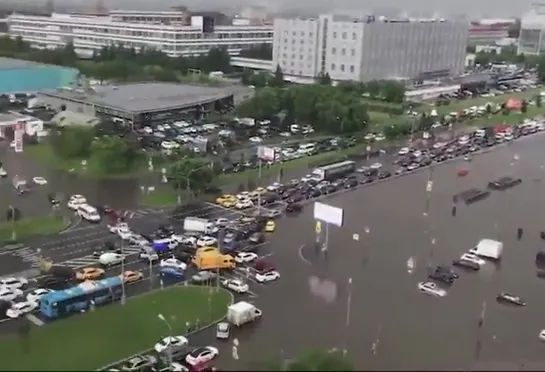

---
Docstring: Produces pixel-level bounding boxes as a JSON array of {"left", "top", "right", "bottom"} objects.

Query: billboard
[
  {"left": 257, "top": 146, "right": 276, "bottom": 162},
  {"left": 313, "top": 202, "right": 344, "bottom": 227},
  {"left": 13, "top": 121, "right": 24, "bottom": 153}
]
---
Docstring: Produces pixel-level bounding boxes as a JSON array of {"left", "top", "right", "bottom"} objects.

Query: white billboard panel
[
  {"left": 314, "top": 202, "right": 343, "bottom": 227},
  {"left": 257, "top": 146, "right": 276, "bottom": 162},
  {"left": 14, "top": 122, "right": 24, "bottom": 153}
]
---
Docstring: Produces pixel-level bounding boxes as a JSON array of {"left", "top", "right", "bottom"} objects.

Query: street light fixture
[{"left": 158, "top": 313, "right": 173, "bottom": 368}]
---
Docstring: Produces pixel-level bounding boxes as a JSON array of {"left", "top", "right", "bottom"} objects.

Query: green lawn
[
  {"left": 0, "top": 215, "right": 65, "bottom": 243},
  {"left": 141, "top": 189, "right": 180, "bottom": 207},
  {"left": 24, "top": 144, "right": 146, "bottom": 179},
  {"left": 0, "top": 286, "right": 231, "bottom": 371},
  {"left": 418, "top": 87, "right": 544, "bottom": 115}
]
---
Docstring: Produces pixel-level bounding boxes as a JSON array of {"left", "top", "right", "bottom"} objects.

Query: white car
[
  {"left": 67, "top": 195, "right": 87, "bottom": 210},
  {"left": 398, "top": 147, "right": 410, "bottom": 155},
  {"left": 171, "top": 234, "right": 197, "bottom": 247},
  {"left": 234, "top": 252, "right": 258, "bottom": 264},
  {"left": 0, "top": 287, "right": 23, "bottom": 302},
  {"left": 267, "top": 182, "right": 282, "bottom": 191},
  {"left": 418, "top": 281, "right": 447, "bottom": 297},
  {"left": 413, "top": 150, "right": 422, "bottom": 158},
  {"left": 185, "top": 346, "right": 219, "bottom": 366},
  {"left": 221, "top": 279, "right": 249, "bottom": 293},
  {"left": 32, "top": 177, "right": 48, "bottom": 185},
  {"left": 196, "top": 236, "right": 217, "bottom": 247},
  {"left": 460, "top": 253, "right": 485, "bottom": 266},
  {"left": 370, "top": 162, "right": 382, "bottom": 170},
  {"left": 255, "top": 271, "right": 280, "bottom": 283},
  {"left": 236, "top": 191, "right": 250, "bottom": 200},
  {"left": 214, "top": 218, "right": 230, "bottom": 227},
  {"left": 235, "top": 199, "right": 253, "bottom": 210},
  {"left": 26, "top": 288, "right": 53, "bottom": 304},
  {"left": 364, "top": 133, "right": 375, "bottom": 141},
  {"left": 249, "top": 136, "right": 263, "bottom": 143},
  {"left": 539, "top": 330, "right": 545, "bottom": 342},
  {"left": 0, "top": 277, "right": 28, "bottom": 290},
  {"left": 375, "top": 133, "right": 386, "bottom": 141},
  {"left": 109, "top": 223, "right": 133, "bottom": 240},
  {"left": 154, "top": 336, "right": 189, "bottom": 353},
  {"left": 170, "top": 363, "right": 189, "bottom": 372},
  {"left": 160, "top": 257, "right": 187, "bottom": 271},
  {"left": 7, "top": 301, "right": 38, "bottom": 318},
  {"left": 99, "top": 252, "right": 125, "bottom": 267},
  {"left": 0, "top": 168, "right": 6, "bottom": 177}
]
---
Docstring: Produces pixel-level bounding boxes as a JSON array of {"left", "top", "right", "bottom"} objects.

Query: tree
[
  {"left": 50, "top": 126, "right": 94, "bottom": 159},
  {"left": 536, "top": 94, "right": 542, "bottom": 108},
  {"left": 380, "top": 81, "right": 405, "bottom": 103},
  {"left": 366, "top": 80, "right": 381, "bottom": 98},
  {"left": 273, "top": 65, "right": 285, "bottom": 87},
  {"left": 521, "top": 99, "right": 528, "bottom": 113},
  {"left": 167, "top": 158, "right": 214, "bottom": 199},
  {"left": 418, "top": 113, "right": 434, "bottom": 131},
  {"left": 317, "top": 72, "right": 332, "bottom": 85},
  {"left": 88, "top": 136, "right": 143, "bottom": 174},
  {"left": 538, "top": 56, "right": 545, "bottom": 83},
  {"left": 262, "top": 348, "right": 354, "bottom": 371}
]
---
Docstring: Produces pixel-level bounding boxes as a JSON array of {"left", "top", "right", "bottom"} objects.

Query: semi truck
[{"left": 226, "top": 301, "right": 262, "bottom": 326}]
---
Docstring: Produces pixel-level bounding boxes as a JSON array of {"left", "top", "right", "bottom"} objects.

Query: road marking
[
  {"left": 130, "top": 212, "right": 135, "bottom": 219},
  {"left": 298, "top": 244, "right": 311, "bottom": 265},
  {"left": 26, "top": 313, "right": 44, "bottom": 326}
]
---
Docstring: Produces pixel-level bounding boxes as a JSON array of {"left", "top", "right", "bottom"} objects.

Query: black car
[
  {"left": 496, "top": 293, "right": 526, "bottom": 306},
  {"left": 286, "top": 203, "right": 303, "bottom": 214},
  {"left": 428, "top": 268, "right": 456, "bottom": 284},
  {"left": 378, "top": 171, "right": 391, "bottom": 180},
  {"left": 344, "top": 178, "right": 358, "bottom": 188},
  {"left": 435, "top": 265, "right": 460, "bottom": 278},
  {"left": 37, "top": 275, "right": 71, "bottom": 289},
  {"left": 458, "top": 188, "right": 490, "bottom": 205},
  {"left": 452, "top": 259, "right": 480, "bottom": 271},
  {"left": 487, "top": 176, "right": 522, "bottom": 190}
]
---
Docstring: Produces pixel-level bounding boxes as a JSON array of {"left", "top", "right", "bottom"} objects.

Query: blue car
[{"left": 160, "top": 266, "right": 184, "bottom": 280}]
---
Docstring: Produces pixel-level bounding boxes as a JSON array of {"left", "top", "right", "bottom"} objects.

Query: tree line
[{"left": 0, "top": 35, "right": 233, "bottom": 83}]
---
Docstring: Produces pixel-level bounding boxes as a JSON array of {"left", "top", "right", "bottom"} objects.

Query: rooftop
[
  {"left": 40, "top": 82, "right": 235, "bottom": 113},
  {"left": 0, "top": 57, "right": 49, "bottom": 70}
]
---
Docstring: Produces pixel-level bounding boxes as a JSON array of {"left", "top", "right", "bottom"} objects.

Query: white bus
[
  {"left": 311, "top": 160, "right": 356, "bottom": 181},
  {"left": 77, "top": 204, "right": 101, "bottom": 222}
]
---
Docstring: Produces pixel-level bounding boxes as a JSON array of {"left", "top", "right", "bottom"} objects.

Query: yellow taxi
[
  {"left": 216, "top": 194, "right": 236, "bottom": 208},
  {"left": 265, "top": 220, "right": 276, "bottom": 232},
  {"left": 122, "top": 270, "right": 143, "bottom": 284},
  {"left": 254, "top": 187, "right": 267, "bottom": 195},
  {"left": 75, "top": 267, "right": 105, "bottom": 281}
]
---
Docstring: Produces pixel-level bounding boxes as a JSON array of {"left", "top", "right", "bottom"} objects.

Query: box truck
[
  {"left": 226, "top": 301, "right": 262, "bottom": 326},
  {"left": 469, "top": 239, "right": 503, "bottom": 260}
]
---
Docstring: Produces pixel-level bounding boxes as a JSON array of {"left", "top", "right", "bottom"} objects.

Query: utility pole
[{"left": 120, "top": 237, "right": 126, "bottom": 305}]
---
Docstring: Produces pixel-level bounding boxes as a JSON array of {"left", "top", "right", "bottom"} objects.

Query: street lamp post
[
  {"left": 120, "top": 237, "right": 126, "bottom": 305},
  {"left": 343, "top": 277, "right": 352, "bottom": 356},
  {"left": 158, "top": 313, "right": 173, "bottom": 368}
]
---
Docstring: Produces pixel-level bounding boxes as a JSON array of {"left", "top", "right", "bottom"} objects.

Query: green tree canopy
[
  {"left": 88, "top": 136, "right": 143, "bottom": 174},
  {"left": 167, "top": 158, "right": 214, "bottom": 196},
  {"left": 50, "top": 126, "right": 94, "bottom": 159}
]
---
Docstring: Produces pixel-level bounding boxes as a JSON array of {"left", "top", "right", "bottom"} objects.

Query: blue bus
[{"left": 40, "top": 276, "right": 123, "bottom": 318}]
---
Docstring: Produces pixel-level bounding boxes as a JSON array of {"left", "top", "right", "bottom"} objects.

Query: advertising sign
[
  {"left": 257, "top": 146, "right": 276, "bottom": 162},
  {"left": 313, "top": 202, "right": 344, "bottom": 227},
  {"left": 13, "top": 122, "right": 24, "bottom": 153}
]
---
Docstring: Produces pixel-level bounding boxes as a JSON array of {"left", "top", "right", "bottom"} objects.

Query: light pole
[
  {"left": 158, "top": 313, "right": 173, "bottom": 368},
  {"left": 120, "top": 237, "right": 126, "bottom": 305},
  {"left": 343, "top": 277, "right": 352, "bottom": 356}
]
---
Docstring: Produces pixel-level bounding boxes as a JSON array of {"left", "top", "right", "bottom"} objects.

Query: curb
[{"left": 98, "top": 285, "right": 235, "bottom": 371}]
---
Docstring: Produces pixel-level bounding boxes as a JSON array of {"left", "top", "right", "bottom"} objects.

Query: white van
[
  {"left": 474, "top": 129, "right": 486, "bottom": 139},
  {"left": 77, "top": 204, "right": 101, "bottom": 222},
  {"left": 298, "top": 143, "right": 316, "bottom": 155}
]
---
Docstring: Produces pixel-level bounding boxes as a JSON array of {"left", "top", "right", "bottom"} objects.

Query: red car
[{"left": 253, "top": 258, "right": 275, "bottom": 273}]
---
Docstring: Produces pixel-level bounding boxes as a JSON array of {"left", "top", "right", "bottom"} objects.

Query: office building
[
  {"left": 518, "top": 5, "right": 545, "bottom": 55},
  {"left": 7, "top": 9, "right": 273, "bottom": 58},
  {"left": 273, "top": 14, "right": 468, "bottom": 82}
]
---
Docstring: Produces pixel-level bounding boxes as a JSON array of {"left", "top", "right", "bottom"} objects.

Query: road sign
[
  {"left": 315, "top": 220, "right": 322, "bottom": 234},
  {"left": 426, "top": 181, "right": 433, "bottom": 192},
  {"left": 353, "top": 234, "right": 359, "bottom": 241}
]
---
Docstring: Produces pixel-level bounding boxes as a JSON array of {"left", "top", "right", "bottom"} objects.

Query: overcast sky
[{"left": 8, "top": 0, "right": 536, "bottom": 18}]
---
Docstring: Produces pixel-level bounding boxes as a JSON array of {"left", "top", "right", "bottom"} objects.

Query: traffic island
[
  {"left": 0, "top": 215, "right": 66, "bottom": 245},
  {"left": 0, "top": 286, "right": 231, "bottom": 371}
]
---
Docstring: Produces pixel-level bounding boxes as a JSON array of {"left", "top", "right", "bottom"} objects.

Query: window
[
  {"left": 309, "top": 32, "right": 314, "bottom": 37},
  {"left": 352, "top": 32, "right": 356, "bottom": 40},
  {"left": 351, "top": 49, "right": 355, "bottom": 57},
  {"left": 350, "top": 65, "right": 354, "bottom": 73},
  {"left": 331, "top": 63, "right": 336, "bottom": 70},
  {"left": 332, "top": 47, "right": 336, "bottom": 54},
  {"left": 342, "top": 32, "right": 347, "bottom": 39},
  {"left": 301, "top": 32, "right": 305, "bottom": 36},
  {"left": 300, "top": 54, "right": 304, "bottom": 60},
  {"left": 340, "top": 64, "right": 345, "bottom": 72},
  {"left": 333, "top": 32, "right": 337, "bottom": 38},
  {"left": 341, "top": 48, "right": 346, "bottom": 56}
]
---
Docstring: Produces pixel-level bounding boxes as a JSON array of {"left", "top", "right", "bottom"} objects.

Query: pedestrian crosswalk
[
  {"left": 120, "top": 208, "right": 165, "bottom": 220},
  {"left": 59, "top": 246, "right": 143, "bottom": 269}
]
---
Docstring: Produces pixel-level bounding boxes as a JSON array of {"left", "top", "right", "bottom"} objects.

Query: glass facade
[{"left": 0, "top": 66, "right": 78, "bottom": 94}]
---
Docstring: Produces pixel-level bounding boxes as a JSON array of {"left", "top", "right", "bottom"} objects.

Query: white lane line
[
  {"left": 26, "top": 314, "right": 44, "bottom": 326},
  {"left": 298, "top": 244, "right": 311, "bottom": 265}
]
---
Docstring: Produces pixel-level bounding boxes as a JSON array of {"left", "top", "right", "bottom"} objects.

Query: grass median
[
  {"left": 0, "top": 215, "right": 65, "bottom": 243},
  {"left": 0, "top": 286, "right": 231, "bottom": 371}
]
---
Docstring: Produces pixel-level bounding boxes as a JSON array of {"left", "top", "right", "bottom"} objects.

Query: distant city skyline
[{"left": 0, "top": 0, "right": 535, "bottom": 18}]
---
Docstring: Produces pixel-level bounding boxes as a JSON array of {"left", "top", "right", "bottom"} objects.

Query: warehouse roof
[{"left": 40, "top": 82, "right": 235, "bottom": 113}]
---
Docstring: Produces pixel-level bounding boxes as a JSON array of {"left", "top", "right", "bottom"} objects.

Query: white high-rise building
[
  {"left": 7, "top": 10, "right": 273, "bottom": 58},
  {"left": 518, "top": 5, "right": 545, "bottom": 55},
  {"left": 273, "top": 14, "right": 468, "bottom": 82}
]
